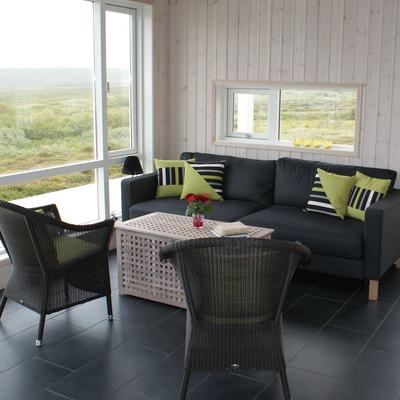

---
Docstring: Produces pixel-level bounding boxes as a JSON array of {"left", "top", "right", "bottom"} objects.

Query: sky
[{"left": 0, "top": 0, "right": 130, "bottom": 69}]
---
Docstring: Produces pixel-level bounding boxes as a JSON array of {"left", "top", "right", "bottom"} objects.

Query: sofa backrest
[
  {"left": 180, "top": 152, "right": 276, "bottom": 206},
  {"left": 274, "top": 157, "right": 397, "bottom": 208}
]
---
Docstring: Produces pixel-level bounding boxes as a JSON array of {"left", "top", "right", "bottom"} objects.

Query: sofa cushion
[
  {"left": 129, "top": 198, "right": 265, "bottom": 222},
  {"left": 274, "top": 158, "right": 397, "bottom": 208},
  {"left": 240, "top": 205, "right": 364, "bottom": 260},
  {"left": 181, "top": 152, "right": 276, "bottom": 206}
]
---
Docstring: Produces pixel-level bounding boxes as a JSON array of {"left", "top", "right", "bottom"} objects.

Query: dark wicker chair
[
  {"left": 160, "top": 237, "right": 311, "bottom": 400},
  {"left": 0, "top": 200, "right": 115, "bottom": 346}
]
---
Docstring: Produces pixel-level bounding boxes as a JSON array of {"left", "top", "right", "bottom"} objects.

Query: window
[
  {"left": 227, "top": 89, "right": 279, "bottom": 140},
  {"left": 214, "top": 81, "right": 361, "bottom": 153},
  {"left": 0, "top": 0, "right": 153, "bottom": 231}
]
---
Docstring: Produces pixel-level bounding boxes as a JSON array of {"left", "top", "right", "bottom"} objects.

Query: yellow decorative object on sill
[
  {"left": 293, "top": 137, "right": 334, "bottom": 150},
  {"left": 323, "top": 141, "right": 333, "bottom": 149}
]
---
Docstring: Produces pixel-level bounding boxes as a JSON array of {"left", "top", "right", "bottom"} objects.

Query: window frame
[
  {"left": 213, "top": 80, "right": 363, "bottom": 157},
  {"left": 226, "top": 88, "right": 279, "bottom": 140}
]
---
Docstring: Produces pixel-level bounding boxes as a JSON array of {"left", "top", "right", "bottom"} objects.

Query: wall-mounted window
[
  {"left": 214, "top": 81, "right": 361, "bottom": 154},
  {"left": 0, "top": 0, "right": 153, "bottom": 229}
]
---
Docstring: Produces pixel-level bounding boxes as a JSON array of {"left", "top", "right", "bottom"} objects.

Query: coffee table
[{"left": 115, "top": 212, "right": 274, "bottom": 308}]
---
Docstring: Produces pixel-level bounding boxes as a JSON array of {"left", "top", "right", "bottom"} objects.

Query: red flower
[
  {"left": 197, "top": 194, "right": 209, "bottom": 203},
  {"left": 185, "top": 193, "right": 197, "bottom": 202}
]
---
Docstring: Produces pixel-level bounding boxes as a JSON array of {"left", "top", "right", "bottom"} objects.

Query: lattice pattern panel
[
  {"left": 116, "top": 212, "right": 271, "bottom": 241},
  {"left": 118, "top": 230, "right": 186, "bottom": 308}
]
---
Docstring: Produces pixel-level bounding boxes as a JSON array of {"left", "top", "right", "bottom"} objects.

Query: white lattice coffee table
[{"left": 115, "top": 212, "right": 274, "bottom": 308}]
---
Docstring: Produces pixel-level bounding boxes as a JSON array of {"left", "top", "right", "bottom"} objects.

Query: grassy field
[
  {"left": 0, "top": 85, "right": 128, "bottom": 201},
  {"left": 0, "top": 85, "right": 356, "bottom": 201}
]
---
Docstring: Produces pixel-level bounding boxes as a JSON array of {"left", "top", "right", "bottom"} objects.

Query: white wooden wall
[{"left": 155, "top": 0, "right": 400, "bottom": 185}]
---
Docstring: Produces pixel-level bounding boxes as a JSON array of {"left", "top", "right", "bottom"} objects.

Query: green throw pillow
[
  {"left": 305, "top": 168, "right": 355, "bottom": 219},
  {"left": 180, "top": 161, "right": 223, "bottom": 201},
  {"left": 154, "top": 159, "right": 186, "bottom": 198},
  {"left": 347, "top": 171, "right": 391, "bottom": 221}
]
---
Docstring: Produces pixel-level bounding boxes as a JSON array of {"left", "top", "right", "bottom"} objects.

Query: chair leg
[
  {"left": 36, "top": 314, "right": 46, "bottom": 347},
  {"left": 106, "top": 293, "right": 113, "bottom": 320},
  {"left": 180, "top": 369, "right": 191, "bottom": 400},
  {"left": 280, "top": 369, "right": 291, "bottom": 400},
  {"left": 0, "top": 295, "right": 7, "bottom": 319}
]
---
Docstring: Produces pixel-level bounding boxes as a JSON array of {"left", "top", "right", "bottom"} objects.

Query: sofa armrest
[
  {"left": 121, "top": 172, "right": 158, "bottom": 221},
  {"left": 364, "top": 189, "right": 400, "bottom": 279}
]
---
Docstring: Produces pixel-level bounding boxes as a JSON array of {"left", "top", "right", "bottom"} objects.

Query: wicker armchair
[
  {"left": 160, "top": 237, "right": 311, "bottom": 400},
  {"left": 0, "top": 200, "right": 115, "bottom": 346}
]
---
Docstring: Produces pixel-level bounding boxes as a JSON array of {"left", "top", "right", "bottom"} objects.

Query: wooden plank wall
[{"left": 157, "top": 0, "right": 400, "bottom": 185}]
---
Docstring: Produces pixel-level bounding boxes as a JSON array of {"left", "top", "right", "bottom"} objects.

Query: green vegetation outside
[{"left": 0, "top": 85, "right": 128, "bottom": 201}]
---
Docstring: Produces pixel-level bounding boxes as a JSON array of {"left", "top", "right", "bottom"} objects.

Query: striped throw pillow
[
  {"left": 305, "top": 172, "right": 341, "bottom": 218},
  {"left": 187, "top": 161, "right": 225, "bottom": 197},
  {"left": 346, "top": 171, "right": 391, "bottom": 221},
  {"left": 348, "top": 186, "right": 383, "bottom": 212}
]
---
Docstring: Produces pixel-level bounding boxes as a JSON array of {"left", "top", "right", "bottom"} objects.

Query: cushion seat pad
[
  {"left": 240, "top": 205, "right": 364, "bottom": 260},
  {"left": 129, "top": 198, "right": 265, "bottom": 222}
]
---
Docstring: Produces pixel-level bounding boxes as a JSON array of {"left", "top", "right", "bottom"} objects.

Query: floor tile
[
  {"left": 309, "top": 275, "right": 362, "bottom": 302},
  {"left": 0, "top": 319, "right": 83, "bottom": 372},
  {"left": 0, "top": 357, "right": 70, "bottom": 400},
  {"left": 255, "top": 367, "right": 336, "bottom": 400},
  {"left": 329, "top": 293, "right": 394, "bottom": 333},
  {"left": 282, "top": 329, "right": 309, "bottom": 362},
  {"left": 289, "top": 325, "right": 370, "bottom": 378},
  {"left": 0, "top": 307, "right": 41, "bottom": 340},
  {"left": 114, "top": 298, "right": 177, "bottom": 329},
  {"left": 51, "top": 298, "right": 110, "bottom": 330},
  {"left": 367, "top": 307, "right": 400, "bottom": 354},
  {"left": 283, "top": 295, "right": 343, "bottom": 336},
  {"left": 188, "top": 372, "right": 265, "bottom": 400},
  {"left": 129, "top": 309, "right": 186, "bottom": 354},
  {"left": 109, "top": 347, "right": 207, "bottom": 400},
  {"left": 37, "top": 319, "right": 126, "bottom": 370},
  {"left": 49, "top": 341, "right": 165, "bottom": 400},
  {"left": 328, "top": 349, "right": 400, "bottom": 400}
]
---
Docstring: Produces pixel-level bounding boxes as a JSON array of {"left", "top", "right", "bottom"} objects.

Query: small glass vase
[{"left": 192, "top": 214, "right": 204, "bottom": 229}]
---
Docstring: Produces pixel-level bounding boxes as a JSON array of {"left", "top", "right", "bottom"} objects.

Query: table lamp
[{"left": 122, "top": 156, "right": 143, "bottom": 176}]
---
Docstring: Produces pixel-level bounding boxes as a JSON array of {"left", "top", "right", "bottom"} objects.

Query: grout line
[
  {"left": 44, "top": 389, "right": 75, "bottom": 400},
  {"left": 34, "top": 356, "right": 75, "bottom": 373},
  {"left": 305, "top": 294, "right": 347, "bottom": 304}
]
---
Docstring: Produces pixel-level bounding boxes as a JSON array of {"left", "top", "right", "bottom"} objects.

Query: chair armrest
[
  {"left": 29, "top": 204, "right": 61, "bottom": 220},
  {"left": 31, "top": 216, "right": 115, "bottom": 270},
  {"left": 121, "top": 172, "right": 158, "bottom": 221},
  {"left": 364, "top": 189, "right": 400, "bottom": 279}
]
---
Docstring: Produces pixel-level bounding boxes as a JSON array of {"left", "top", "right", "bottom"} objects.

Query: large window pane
[
  {"left": 232, "top": 93, "right": 269, "bottom": 135},
  {"left": 0, "top": 0, "right": 95, "bottom": 175},
  {"left": 106, "top": 10, "right": 133, "bottom": 151},
  {"left": 280, "top": 89, "right": 357, "bottom": 146},
  {"left": 2, "top": 171, "right": 98, "bottom": 224}
]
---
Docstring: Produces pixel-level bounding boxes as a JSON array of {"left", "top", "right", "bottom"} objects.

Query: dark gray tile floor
[{"left": 1, "top": 253, "right": 400, "bottom": 400}]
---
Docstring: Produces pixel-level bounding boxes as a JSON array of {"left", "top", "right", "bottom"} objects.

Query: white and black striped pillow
[
  {"left": 157, "top": 166, "right": 184, "bottom": 186},
  {"left": 305, "top": 173, "right": 341, "bottom": 218},
  {"left": 187, "top": 161, "right": 225, "bottom": 197},
  {"left": 348, "top": 186, "right": 383, "bottom": 211}
]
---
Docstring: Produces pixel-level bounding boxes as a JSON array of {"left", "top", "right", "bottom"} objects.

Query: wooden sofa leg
[
  {"left": 368, "top": 280, "right": 379, "bottom": 301},
  {"left": 395, "top": 258, "right": 400, "bottom": 269}
]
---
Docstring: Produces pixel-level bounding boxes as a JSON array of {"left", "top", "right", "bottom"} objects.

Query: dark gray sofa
[{"left": 121, "top": 152, "right": 400, "bottom": 300}]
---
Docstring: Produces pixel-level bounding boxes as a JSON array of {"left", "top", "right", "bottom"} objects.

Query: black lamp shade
[{"left": 122, "top": 156, "right": 143, "bottom": 175}]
